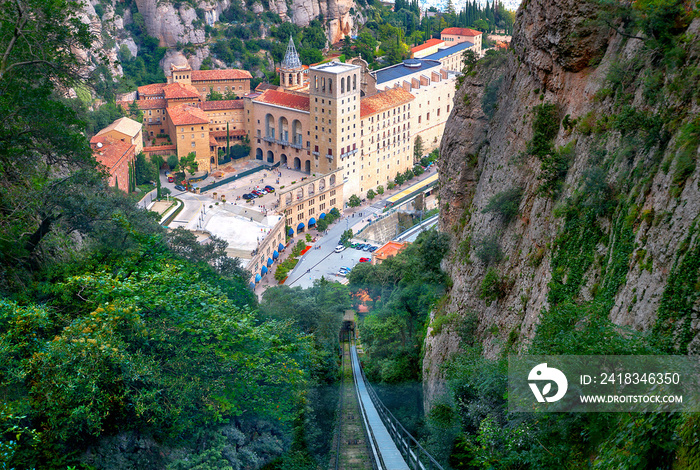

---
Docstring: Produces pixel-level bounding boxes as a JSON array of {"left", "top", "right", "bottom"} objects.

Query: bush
[
  {"left": 481, "top": 187, "right": 523, "bottom": 223},
  {"left": 475, "top": 235, "right": 503, "bottom": 265},
  {"left": 481, "top": 75, "right": 503, "bottom": 119},
  {"left": 167, "top": 154, "right": 179, "bottom": 170},
  {"left": 479, "top": 268, "right": 509, "bottom": 302},
  {"left": 377, "top": 185, "right": 384, "bottom": 195},
  {"left": 537, "top": 141, "right": 575, "bottom": 198},
  {"left": 527, "top": 103, "right": 559, "bottom": 159}
]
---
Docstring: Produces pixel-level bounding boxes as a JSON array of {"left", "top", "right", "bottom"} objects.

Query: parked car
[
  {"left": 339, "top": 266, "right": 351, "bottom": 274},
  {"left": 174, "top": 184, "right": 186, "bottom": 192},
  {"left": 242, "top": 193, "right": 254, "bottom": 200},
  {"left": 259, "top": 189, "right": 268, "bottom": 195},
  {"left": 334, "top": 245, "right": 346, "bottom": 253},
  {"left": 359, "top": 257, "right": 370, "bottom": 263},
  {"left": 167, "top": 175, "right": 174, "bottom": 183},
  {"left": 362, "top": 245, "right": 372, "bottom": 251},
  {"left": 265, "top": 185, "right": 275, "bottom": 192},
  {"left": 355, "top": 244, "right": 365, "bottom": 250},
  {"left": 350, "top": 243, "right": 359, "bottom": 249},
  {"left": 369, "top": 246, "right": 378, "bottom": 252}
]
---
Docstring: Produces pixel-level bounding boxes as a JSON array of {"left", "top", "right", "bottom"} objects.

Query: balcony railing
[{"left": 325, "top": 154, "right": 333, "bottom": 160}]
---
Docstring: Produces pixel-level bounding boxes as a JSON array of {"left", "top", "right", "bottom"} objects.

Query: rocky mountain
[
  {"left": 80, "top": 0, "right": 360, "bottom": 80},
  {"left": 424, "top": 0, "right": 700, "bottom": 405}
]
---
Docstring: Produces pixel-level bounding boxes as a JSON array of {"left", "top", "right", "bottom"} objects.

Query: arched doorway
[
  {"left": 278, "top": 117, "right": 289, "bottom": 143},
  {"left": 267, "top": 150, "right": 274, "bottom": 163},
  {"left": 292, "top": 120, "right": 302, "bottom": 146},
  {"left": 304, "top": 160, "right": 311, "bottom": 173},
  {"left": 265, "top": 114, "right": 275, "bottom": 139},
  {"left": 280, "top": 153, "right": 288, "bottom": 166},
  {"left": 293, "top": 157, "right": 301, "bottom": 170},
  {"left": 256, "top": 148, "right": 263, "bottom": 160}
]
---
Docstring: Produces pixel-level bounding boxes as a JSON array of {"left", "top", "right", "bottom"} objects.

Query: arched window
[
  {"left": 353, "top": 74, "right": 357, "bottom": 90},
  {"left": 341, "top": 77, "right": 345, "bottom": 93},
  {"left": 329, "top": 79, "right": 333, "bottom": 93}
]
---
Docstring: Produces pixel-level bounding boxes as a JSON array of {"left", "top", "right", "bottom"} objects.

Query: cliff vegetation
[{"left": 426, "top": 0, "right": 700, "bottom": 466}]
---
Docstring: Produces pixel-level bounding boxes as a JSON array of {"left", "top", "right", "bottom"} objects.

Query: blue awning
[
  {"left": 278, "top": 243, "right": 285, "bottom": 251},
  {"left": 261, "top": 265, "right": 268, "bottom": 275},
  {"left": 267, "top": 257, "right": 273, "bottom": 266},
  {"left": 249, "top": 282, "right": 256, "bottom": 290},
  {"left": 308, "top": 217, "right": 316, "bottom": 226},
  {"left": 288, "top": 228, "right": 294, "bottom": 236},
  {"left": 297, "top": 222, "right": 305, "bottom": 231},
  {"left": 319, "top": 212, "right": 326, "bottom": 219},
  {"left": 255, "top": 274, "right": 261, "bottom": 283},
  {"left": 273, "top": 250, "right": 279, "bottom": 259}
]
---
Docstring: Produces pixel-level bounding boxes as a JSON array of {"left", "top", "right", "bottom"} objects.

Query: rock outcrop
[
  {"left": 424, "top": 0, "right": 700, "bottom": 407},
  {"left": 82, "top": 0, "right": 361, "bottom": 81}
]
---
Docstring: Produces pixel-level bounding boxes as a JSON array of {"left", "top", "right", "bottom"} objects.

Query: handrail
[{"left": 356, "top": 354, "right": 445, "bottom": 470}]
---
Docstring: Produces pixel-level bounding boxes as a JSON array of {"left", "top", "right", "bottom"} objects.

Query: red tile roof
[
  {"left": 167, "top": 105, "right": 210, "bottom": 126},
  {"left": 210, "top": 129, "right": 246, "bottom": 137},
  {"left": 254, "top": 89, "right": 310, "bottom": 112},
  {"left": 137, "top": 99, "right": 166, "bottom": 110},
  {"left": 138, "top": 83, "right": 165, "bottom": 97},
  {"left": 255, "top": 83, "right": 280, "bottom": 92},
  {"left": 201, "top": 100, "right": 244, "bottom": 111},
  {"left": 91, "top": 136, "right": 135, "bottom": 174},
  {"left": 163, "top": 82, "right": 201, "bottom": 100},
  {"left": 441, "top": 27, "right": 482, "bottom": 37},
  {"left": 191, "top": 69, "right": 253, "bottom": 81},
  {"left": 360, "top": 88, "right": 414, "bottom": 118},
  {"left": 143, "top": 144, "right": 177, "bottom": 151},
  {"left": 411, "top": 38, "right": 444, "bottom": 53}
]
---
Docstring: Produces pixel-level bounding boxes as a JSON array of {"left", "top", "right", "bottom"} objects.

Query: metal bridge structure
[{"left": 332, "top": 322, "right": 444, "bottom": 470}]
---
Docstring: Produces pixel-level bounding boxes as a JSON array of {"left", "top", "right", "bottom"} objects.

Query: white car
[{"left": 334, "top": 245, "right": 346, "bottom": 253}]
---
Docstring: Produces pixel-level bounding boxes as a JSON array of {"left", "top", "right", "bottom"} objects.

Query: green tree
[
  {"left": 348, "top": 194, "right": 361, "bottom": 207},
  {"left": 377, "top": 185, "right": 385, "bottom": 195},
  {"left": 367, "top": 189, "right": 377, "bottom": 200},
  {"left": 176, "top": 152, "right": 199, "bottom": 177},
  {"left": 394, "top": 172, "right": 406, "bottom": 186},
  {"left": 414, "top": 135, "right": 424, "bottom": 160}
]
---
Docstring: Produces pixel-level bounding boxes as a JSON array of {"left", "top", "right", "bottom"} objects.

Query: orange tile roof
[
  {"left": 163, "top": 82, "right": 201, "bottom": 100},
  {"left": 210, "top": 129, "right": 246, "bottom": 137},
  {"left": 373, "top": 241, "right": 408, "bottom": 260},
  {"left": 167, "top": 105, "right": 210, "bottom": 126},
  {"left": 138, "top": 83, "right": 165, "bottom": 96},
  {"left": 255, "top": 83, "right": 280, "bottom": 92},
  {"left": 91, "top": 136, "right": 134, "bottom": 174},
  {"left": 137, "top": 99, "right": 166, "bottom": 110},
  {"left": 191, "top": 69, "right": 253, "bottom": 81},
  {"left": 411, "top": 38, "right": 444, "bottom": 53},
  {"left": 442, "top": 27, "right": 482, "bottom": 37},
  {"left": 143, "top": 144, "right": 177, "bottom": 151},
  {"left": 209, "top": 135, "right": 219, "bottom": 146},
  {"left": 360, "top": 87, "right": 414, "bottom": 118},
  {"left": 254, "top": 89, "right": 310, "bottom": 112},
  {"left": 201, "top": 100, "right": 244, "bottom": 111}
]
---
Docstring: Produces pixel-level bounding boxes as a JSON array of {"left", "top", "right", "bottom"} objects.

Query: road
[{"left": 284, "top": 214, "right": 378, "bottom": 289}]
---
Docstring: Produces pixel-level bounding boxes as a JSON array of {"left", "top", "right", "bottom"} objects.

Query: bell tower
[{"left": 279, "top": 36, "right": 304, "bottom": 88}]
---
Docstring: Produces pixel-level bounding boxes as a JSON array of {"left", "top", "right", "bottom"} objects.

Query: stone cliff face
[{"left": 424, "top": 0, "right": 700, "bottom": 406}]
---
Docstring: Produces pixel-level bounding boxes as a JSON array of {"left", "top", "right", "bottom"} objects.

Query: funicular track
[{"left": 330, "top": 318, "right": 444, "bottom": 470}]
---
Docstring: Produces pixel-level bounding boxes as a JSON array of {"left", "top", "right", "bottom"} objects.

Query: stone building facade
[{"left": 278, "top": 169, "right": 344, "bottom": 236}]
